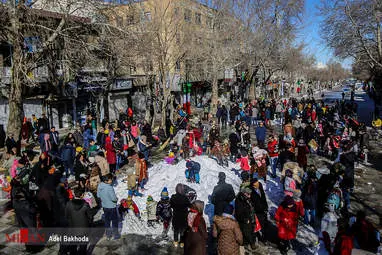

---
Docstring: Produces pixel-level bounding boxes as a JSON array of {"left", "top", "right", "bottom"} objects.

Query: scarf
[
  {"left": 44, "top": 134, "right": 51, "bottom": 152},
  {"left": 187, "top": 208, "right": 202, "bottom": 232}
]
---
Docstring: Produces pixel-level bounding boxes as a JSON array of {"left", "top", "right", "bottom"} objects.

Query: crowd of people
[{"left": 0, "top": 89, "right": 381, "bottom": 255}]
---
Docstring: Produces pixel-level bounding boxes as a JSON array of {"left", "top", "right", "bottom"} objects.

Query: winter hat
[
  {"left": 161, "top": 187, "right": 169, "bottom": 199},
  {"left": 223, "top": 204, "right": 234, "bottom": 215},
  {"left": 104, "top": 129, "right": 109, "bottom": 135},
  {"left": 147, "top": 195, "right": 154, "bottom": 202},
  {"left": 240, "top": 186, "right": 252, "bottom": 194},
  {"left": 218, "top": 172, "right": 226, "bottom": 182},
  {"left": 298, "top": 139, "right": 306, "bottom": 146},
  {"left": 285, "top": 169, "right": 293, "bottom": 178},
  {"left": 284, "top": 195, "right": 295, "bottom": 206},
  {"left": 127, "top": 195, "right": 132, "bottom": 201},
  {"left": 240, "top": 171, "right": 250, "bottom": 181}
]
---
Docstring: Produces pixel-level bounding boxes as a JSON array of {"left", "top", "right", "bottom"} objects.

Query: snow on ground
[
  {"left": 112, "top": 155, "right": 323, "bottom": 254},
  {"left": 114, "top": 156, "right": 241, "bottom": 236}
]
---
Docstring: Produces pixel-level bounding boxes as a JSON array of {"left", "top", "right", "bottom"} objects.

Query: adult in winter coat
[
  {"left": 31, "top": 152, "right": 52, "bottom": 188},
  {"left": 184, "top": 200, "right": 208, "bottom": 255},
  {"left": 340, "top": 142, "right": 356, "bottom": 210},
  {"left": 275, "top": 196, "right": 301, "bottom": 254},
  {"left": 251, "top": 178, "right": 269, "bottom": 242},
  {"left": 37, "top": 173, "right": 61, "bottom": 227},
  {"left": 297, "top": 139, "right": 309, "bottom": 170},
  {"left": 255, "top": 122, "right": 266, "bottom": 148},
  {"left": 11, "top": 177, "right": 39, "bottom": 252},
  {"left": 94, "top": 152, "right": 109, "bottom": 178},
  {"left": 60, "top": 142, "right": 76, "bottom": 177},
  {"left": 170, "top": 183, "right": 191, "bottom": 247},
  {"left": 301, "top": 174, "right": 318, "bottom": 226},
  {"left": 65, "top": 188, "right": 93, "bottom": 254},
  {"left": 350, "top": 211, "right": 380, "bottom": 252},
  {"left": 211, "top": 172, "right": 235, "bottom": 216},
  {"left": 234, "top": 187, "right": 256, "bottom": 247},
  {"left": 268, "top": 135, "right": 279, "bottom": 178},
  {"left": 73, "top": 127, "right": 84, "bottom": 146},
  {"left": 228, "top": 132, "right": 240, "bottom": 160},
  {"left": 105, "top": 136, "right": 117, "bottom": 173},
  {"left": 213, "top": 204, "right": 243, "bottom": 255},
  {"left": 333, "top": 219, "right": 353, "bottom": 255},
  {"left": 74, "top": 153, "right": 88, "bottom": 182},
  {"left": 54, "top": 177, "right": 69, "bottom": 227},
  {"left": 97, "top": 174, "right": 119, "bottom": 239},
  {"left": 141, "top": 120, "right": 153, "bottom": 143}
]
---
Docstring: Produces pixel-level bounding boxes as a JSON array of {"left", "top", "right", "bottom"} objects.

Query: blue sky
[{"left": 297, "top": 0, "right": 352, "bottom": 69}]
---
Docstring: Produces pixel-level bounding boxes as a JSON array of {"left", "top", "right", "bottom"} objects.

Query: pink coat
[
  {"left": 131, "top": 125, "right": 139, "bottom": 138},
  {"left": 236, "top": 156, "right": 250, "bottom": 171}
]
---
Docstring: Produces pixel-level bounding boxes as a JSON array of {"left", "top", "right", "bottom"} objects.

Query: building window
[
  {"left": 184, "top": 9, "right": 191, "bottom": 22},
  {"left": 175, "top": 60, "right": 181, "bottom": 72},
  {"left": 195, "top": 13, "right": 201, "bottom": 24}
]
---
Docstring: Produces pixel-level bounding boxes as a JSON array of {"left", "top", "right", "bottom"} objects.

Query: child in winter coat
[
  {"left": 321, "top": 203, "right": 339, "bottom": 253},
  {"left": 284, "top": 169, "right": 296, "bottom": 197},
  {"left": 156, "top": 187, "right": 173, "bottom": 238},
  {"left": 146, "top": 195, "right": 158, "bottom": 227},
  {"left": 124, "top": 167, "right": 142, "bottom": 197},
  {"left": 236, "top": 151, "right": 250, "bottom": 172},
  {"left": 118, "top": 196, "right": 140, "bottom": 219},
  {"left": 275, "top": 196, "right": 301, "bottom": 254},
  {"left": 204, "top": 195, "right": 215, "bottom": 229},
  {"left": 135, "top": 152, "right": 148, "bottom": 191},
  {"left": 185, "top": 160, "right": 201, "bottom": 184}
]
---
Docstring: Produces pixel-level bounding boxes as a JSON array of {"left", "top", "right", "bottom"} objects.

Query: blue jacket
[
  {"left": 60, "top": 144, "right": 75, "bottom": 168},
  {"left": 255, "top": 126, "right": 266, "bottom": 141},
  {"left": 97, "top": 182, "right": 118, "bottom": 209},
  {"left": 204, "top": 202, "right": 215, "bottom": 226}
]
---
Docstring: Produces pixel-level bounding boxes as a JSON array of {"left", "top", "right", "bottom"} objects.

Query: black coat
[
  {"left": 235, "top": 192, "right": 255, "bottom": 224},
  {"left": 211, "top": 181, "right": 235, "bottom": 216},
  {"left": 340, "top": 151, "right": 356, "bottom": 189},
  {"left": 54, "top": 184, "right": 69, "bottom": 227},
  {"left": 251, "top": 183, "right": 268, "bottom": 214},
  {"left": 5, "top": 137, "right": 17, "bottom": 153},
  {"left": 170, "top": 193, "right": 191, "bottom": 230},
  {"left": 65, "top": 199, "right": 92, "bottom": 229},
  {"left": 75, "top": 159, "right": 88, "bottom": 181},
  {"left": 229, "top": 133, "right": 240, "bottom": 155},
  {"left": 301, "top": 181, "right": 318, "bottom": 210}
]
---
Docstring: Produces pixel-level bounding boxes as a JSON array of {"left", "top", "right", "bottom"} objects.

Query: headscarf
[
  {"left": 187, "top": 200, "right": 204, "bottom": 232},
  {"left": 175, "top": 183, "right": 184, "bottom": 195}
]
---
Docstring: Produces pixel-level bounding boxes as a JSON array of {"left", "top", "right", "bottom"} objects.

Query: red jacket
[
  {"left": 105, "top": 137, "right": 116, "bottom": 164},
  {"left": 267, "top": 139, "right": 279, "bottom": 157},
  {"left": 275, "top": 204, "right": 299, "bottom": 240},
  {"left": 333, "top": 230, "right": 353, "bottom": 255},
  {"left": 236, "top": 156, "right": 250, "bottom": 171}
]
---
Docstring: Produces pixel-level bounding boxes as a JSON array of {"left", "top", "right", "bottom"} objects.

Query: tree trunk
[
  {"left": 248, "top": 68, "right": 259, "bottom": 100},
  {"left": 7, "top": 9, "right": 24, "bottom": 141},
  {"left": 210, "top": 76, "right": 219, "bottom": 115}
]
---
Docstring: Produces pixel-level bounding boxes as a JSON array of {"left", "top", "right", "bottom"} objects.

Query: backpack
[{"left": 327, "top": 191, "right": 341, "bottom": 210}]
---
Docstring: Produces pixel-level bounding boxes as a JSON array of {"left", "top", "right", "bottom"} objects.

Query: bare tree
[
  {"left": 0, "top": 0, "right": 102, "bottom": 140},
  {"left": 320, "top": 0, "right": 382, "bottom": 83}
]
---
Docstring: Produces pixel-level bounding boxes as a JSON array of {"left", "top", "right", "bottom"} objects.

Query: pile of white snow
[{"left": 113, "top": 155, "right": 322, "bottom": 254}]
